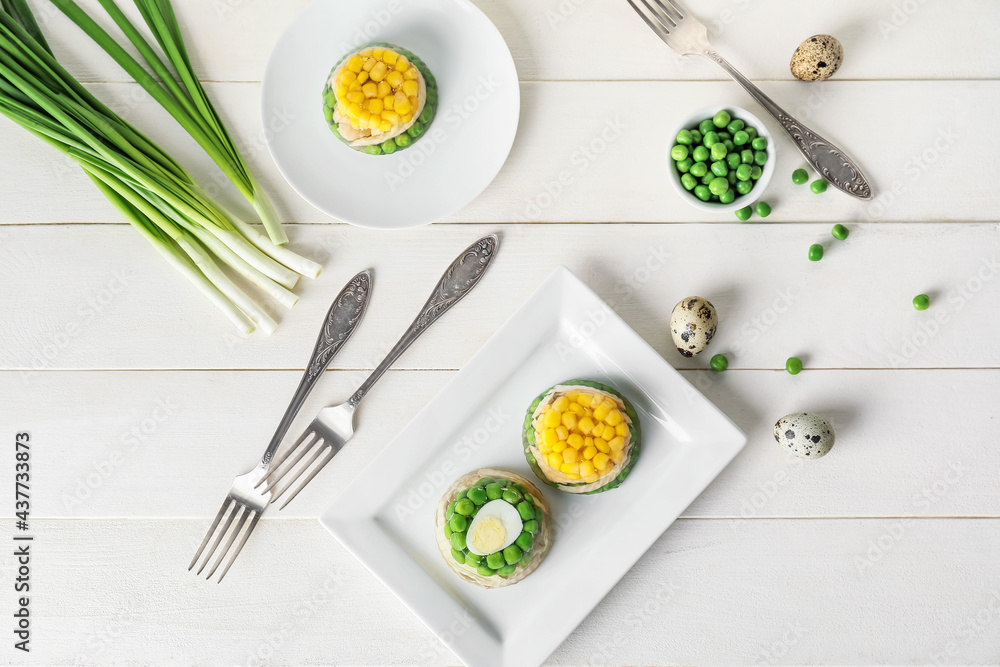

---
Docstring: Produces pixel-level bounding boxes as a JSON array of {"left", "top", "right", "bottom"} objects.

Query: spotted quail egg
[
  {"left": 774, "top": 413, "right": 835, "bottom": 459},
  {"left": 670, "top": 296, "right": 717, "bottom": 357},
  {"left": 790, "top": 34, "right": 843, "bottom": 82}
]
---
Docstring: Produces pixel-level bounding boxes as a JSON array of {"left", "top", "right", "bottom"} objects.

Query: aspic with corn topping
[
  {"left": 322, "top": 42, "right": 438, "bottom": 155},
  {"left": 523, "top": 380, "right": 642, "bottom": 494}
]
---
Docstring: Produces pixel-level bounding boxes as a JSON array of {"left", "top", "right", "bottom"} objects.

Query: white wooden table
[{"left": 2, "top": 0, "right": 999, "bottom": 664}]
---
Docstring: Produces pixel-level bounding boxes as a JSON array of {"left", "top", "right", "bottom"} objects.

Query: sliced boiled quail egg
[{"left": 465, "top": 499, "right": 523, "bottom": 556}]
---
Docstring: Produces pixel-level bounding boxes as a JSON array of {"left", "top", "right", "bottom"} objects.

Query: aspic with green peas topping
[
  {"left": 672, "top": 110, "right": 769, "bottom": 204},
  {"left": 436, "top": 469, "right": 552, "bottom": 589}
]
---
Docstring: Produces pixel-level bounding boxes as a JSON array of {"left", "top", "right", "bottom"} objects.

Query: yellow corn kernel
[
  {"left": 370, "top": 61, "right": 388, "bottom": 82},
  {"left": 348, "top": 80, "right": 362, "bottom": 91},
  {"left": 543, "top": 428, "right": 558, "bottom": 447},
  {"left": 339, "top": 70, "right": 357, "bottom": 85},
  {"left": 579, "top": 460, "right": 595, "bottom": 477},
  {"left": 560, "top": 461, "right": 579, "bottom": 475},
  {"left": 395, "top": 55, "right": 409, "bottom": 71},
  {"left": 611, "top": 450, "right": 625, "bottom": 464},
  {"left": 562, "top": 448, "right": 578, "bottom": 464},
  {"left": 379, "top": 120, "right": 392, "bottom": 132},
  {"left": 573, "top": 393, "right": 591, "bottom": 407},
  {"left": 595, "top": 438, "right": 611, "bottom": 454},
  {"left": 372, "top": 47, "right": 384, "bottom": 59},
  {"left": 601, "top": 424, "right": 616, "bottom": 440},
  {"left": 386, "top": 70, "right": 404, "bottom": 88},
  {"left": 348, "top": 101, "right": 364, "bottom": 118},
  {"left": 600, "top": 462, "right": 614, "bottom": 475},
  {"left": 593, "top": 404, "right": 610, "bottom": 422},
  {"left": 583, "top": 473, "right": 600, "bottom": 483},
  {"left": 602, "top": 397, "right": 615, "bottom": 409},
  {"left": 346, "top": 91, "right": 365, "bottom": 104},
  {"left": 555, "top": 425, "right": 569, "bottom": 440},
  {"left": 544, "top": 410, "right": 562, "bottom": 429},
  {"left": 567, "top": 433, "right": 584, "bottom": 449},
  {"left": 407, "top": 95, "right": 419, "bottom": 109},
  {"left": 395, "top": 97, "right": 412, "bottom": 116},
  {"left": 382, "top": 50, "right": 398, "bottom": 66},
  {"left": 349, "top": 116, "right": 360, "bottom": 129},
  {"left": 346, "top": 55, "right": 363, "bottom": 73},
  {"left": 585, "top": 436, "right": 594, "bottom": 448},
  {"left": 561, "top": 412, "right": 578, "bottom": 430},
  {"left": 546, "top": 454, "right": 561, "bottom": 469},
  {"left": 362, "top": 57, "right": 376, "bottom": 72},
  {"left": 368, "top": 114, "right": 381, "bottom": 128},
  {"left": 402, "top": 80, "right": 419, "bottom": 96},
  {"left": 381, "top": 110, "right": 399, "bottom": 124},
  {"left": 357, "top": 108, "right": 371, "bottom": 122},
  {"left": 578, "top": 417, "right": 595, "bottom": 435},
  {"left": 383, "top": 95, "right": 395, "bottom": 111},
  {"left": 377, "top": 81, "right": 391, "bottom": 98},
  {"left": 335, "top": 102, "right": 347, "bottom": 117},
  {"left": 609, "top": 436, "right": 625, "bottom": 453},
  {"left": 366, "top": 97, "right": 383, "bottom": 115},
  {"left": 565, "top": 472, "right": 581, "bottom": 480},
  {"left": 552, "top": 440, "right": 568, "bottom": 453},
  {"left": 569, "top": 402, "right": 586, "bottom": 415},
  {"left": 616, "top": 423, "right": 629, "bottom": 437},
  {"left": 362, "top": 82, "right": 378, "bottom": 98},
  {"left": 593, "top": 452, "right": 610, "bottom": 470},
  {"left": 401, "top": 111, "right": 412, "bottom": 123},
  {"left": 359, "top": 48, "right": 373, "bottom": 58},
  {"left": 335, "top": 84, "right": 347, "bottom": 99},
  {"left": 356, "top": 71, "right": 369, "bottom": 84},
  {"left": 582, "top": 445, "right": 598, "bottom": 460},
  {"left": 605, "top": 409, "right": 623, "bottom": 426},
  {"left": 552, "top": 396, "right": 569, "bottom": 411},
  {"left": 404, "top": 66, "right": 418, "bottom": 80}
]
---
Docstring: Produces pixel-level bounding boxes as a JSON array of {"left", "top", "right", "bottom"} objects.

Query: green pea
[
  {"left": 751, "top": 136, "right": 767, "bottom": 151},
  {"left": 750, "top": 165, "right": 763, "bottom": 180},
  {"left": 485, "top": 483, "right": 503, "bottom": 500},
  {"left": 524, "top": 493, "right": 534, "bottom": 505},
  {"left": 708, "top": 177, "right": 729, "bottom": 196},
  {"left": 464, "top": 552, "right": 482, "bottom": 566},
  {"left": 516, "top": 532, "right": 533, "bottom": 552},
  {"left": 726, "top": 153, "right": 741, "bottom": 169},
  {"left": 736, "top": 164, "right": 752, "bottom": 181},
  {"left": 720, "top": 189, "right": 735, "bottom": 204},
  {"left": 450, "top": 532, "right": 467, "bottom": 551},
  {"left": 694, "top": 185, "right": 711, "bottom": 201},
  {"left": 735, "top": 180, "right": 753, "bottom": 195},
  {"left": 419, "top": 106, "right": 435, "bottom": 124},
  {"left": 703, "top": 131, "right": 719, "bottom": 147},
  {"left": 755, "top": 201, "right": 771, "bottom": 218},
  {"left": 727, "top": 171, "right": 738, "bottom": 185},
  {"left": 451, "top": 548, "right": 466, "bottom": 564},
  {"left": 692, "top": 146, "right": 709, "bottom": 162},
  {"left": 455, "top": 499, "right": 475, "bottom": 516},
  {"left": 717, "top": 131, "right": 731, "bottom": 142},
  {"left": 745, "top": 126, "right": 758, "bottom": 140},
  {"left": 449, "top": 514, "right": 468, "bottom": 532},
  {"left": 497, "top": 564, "right": 517, "bottom": 576},
  {"left": 323, "top": 105, "right": 334, "bottom": 123},
  {"left": 709, "top": 143, "right": 727, "bottom": 161},
  {"left": 467, "top": 486, "right": 487, "bottom": 506},
  {"left": 407, "top": 123, "right": 424, "bottom": 138},
  {"left": 502, "top": 488, "right": 523, "bottom": 505},
  {"left": 456, "top": 490, "right": 467, "bottom": 500},
  {"left": 516, "top": 501, "right": 535, "bottom": 521},
  {"left": 701, "top": 174, "right": 714, "bottom": 185},
  {"left": 443, "top": 522, "right": 452, "bottom": 539},
  {"left": 485, "top": 552, "right": 505, "bottom": 569},
  {"left": 689, "top": 129, "right": 702, "bottom": 144},
  {"left": 676, "top": 158, "right": 693, "bottom": 173},
  {"left": 741, "top": 149, "right": 754, "bottom": 164},
  {"left": 675, "top": 129, "right": 693, "bottom": 145},
  {"left": 363, "top": 145, "right": 382, "bottom": 155},
  {"left": 710, "top": 194, "right": 720, "bottom": 202},
  {"left": 733, "top": 130, "right": 749, "bottom": 146},
  {"left": 808, "top": 244, "right": 824, "bottom": 261},
  {"left": 680, "top": 173, "right": 697, "bottom": 190},
  {"left": 753, "top": 150, "right": 768, "bottom": 166},
  {"left": 698, "top": 119, "right": 714, "bottom": 135},
  {"left": 713, "top": 110, "right": 731, "bottom": 128},
  {"left": 710, "top": 353, "right": 728, "bottom": 372},
  {"left": 446, "top": 500, "right": 457, "bottom": 517},
  {"left": 503, "top": 544, "right": 523, "bottom": 565},
  {"left": 381, "top": 138, "right": 397, "bottom": 154},
  {"left": 913, "top": 294, "right": 930, "bottom": 310},
  {"left": 727, "top": 118, "right": 745, "bottom": 134},
  {"left": 786, "top": 357, "right": 803, "bottom": 375},
  {"left": 477, "top": 564, "right": 496, "bottom": 577},
  {"left": 670, "top": 145, "right": 688, "bottom": 161},
  {"left": 810, "top": 179, "right": 828, "bottom": 194},
  {"left": 394, "top": 132, "right": 411, "bottom": 148},
  {"left": 792, "top": 168, "right": 809, "bottom": 185},
  {"left": 690, "top": 160, "right": 709, "bottom": 177},
  {"left": 323, "top": 90, "right": 337, "bottom": 107},
  {"left": 523, "top": 519, "right": 539, "bottom": 534},
  {"left": 832, "top": 224, "right": 849, "bottom": 240},
  {"left": 735, "top": 206, "right": 753, "bottom": 221},
  {"left": 710, "top": 160, "right": 728, "bottom": 177}
]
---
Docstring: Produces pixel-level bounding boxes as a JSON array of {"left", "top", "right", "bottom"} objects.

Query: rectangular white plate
[{"left": 320, "top": 266, "right": 747, "bottom": 667}]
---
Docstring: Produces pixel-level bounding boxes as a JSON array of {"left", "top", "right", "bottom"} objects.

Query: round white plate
[{"left": 261, "top": 0, "right": 520, "bottom": 229}]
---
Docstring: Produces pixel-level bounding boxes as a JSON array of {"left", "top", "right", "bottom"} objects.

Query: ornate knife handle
[
  {"left": 704, "top": 50, "right": 874, "bottom": 200},
  {"left": 348, "top": 234, "right": 500, "bottom": 408},
  {"left": 261, "top": 269, "right": 373, "bottom": 465}
]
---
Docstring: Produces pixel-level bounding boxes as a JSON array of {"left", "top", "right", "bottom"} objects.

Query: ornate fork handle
[
  {"left": 347, "top": 234, "right": 500, "bottom": 408},
  {"left": 702, "top": 50, "right": 874, "bottom": 200},
  {"left": 261, "top": 270, "right": 372, "bottom": 465}
]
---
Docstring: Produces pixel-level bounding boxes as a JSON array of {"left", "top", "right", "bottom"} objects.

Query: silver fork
[
  {"left": 261, "top": 234, "right": 500, "bottom": 509},
  {"left": 189, "top": 269, "right": 373, "bottom": 582},
  {"left": 626, "top": 0, "right": 874, "bottom": 200}
]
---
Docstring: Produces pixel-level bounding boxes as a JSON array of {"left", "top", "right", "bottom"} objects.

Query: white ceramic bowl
[{"left": 665, "top": 104, "right": 775, "bottom": 214}]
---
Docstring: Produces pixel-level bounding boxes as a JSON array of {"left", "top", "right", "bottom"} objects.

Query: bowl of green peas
[{"left": 665, "top": 105, "right": 774, "bottom": 213}]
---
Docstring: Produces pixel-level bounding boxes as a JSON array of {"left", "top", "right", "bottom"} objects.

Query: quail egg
[
  {"left": 774, "top": 412, "right": 835, "bottom": 459},
  {"left": 670, "top": 296, "right": 718, "bottom": 357},
  {"left": 465, "top": 499, "right": 523, "bottom": 556},
  {"left": 790, "top": 34, "right": 843, "bottom": 82}
]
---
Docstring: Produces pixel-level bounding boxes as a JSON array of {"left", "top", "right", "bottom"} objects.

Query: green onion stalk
[{"left": 0, "top": 4, "right": 321, "bottom": 335}]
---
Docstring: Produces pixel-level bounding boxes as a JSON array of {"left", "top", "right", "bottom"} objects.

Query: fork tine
[
  {"left": 189, "top": 497, "right": 232, "bottom": 570},
  {"left": 276, "top": 445, "right": 337, "bottom": 510},
  {"left": 215, "top": 510, "right": 261, "bottom": 583},
  {"left": 269, "top": 438, "right": 330, "bottom": 503},
  {"left": 255, "top": 428, "right": 313, "bottom": 489},
  {"left": 195, "top": 499, "right": 239, "bottom": 575},
  {"left": 625, "top": 0, "right": 672, "bottom": 40},
  {"left": 659, "top": 0, "right": 686, "bottom": 19},
  {"left": 261, "top": 431, "right": 322, "bottom": 494},
  {"left": 205, "top": 504, "right": 250, "bottom": 579},
  {"left": 635, "top": 0, "right": 678, "bottom": 30}
]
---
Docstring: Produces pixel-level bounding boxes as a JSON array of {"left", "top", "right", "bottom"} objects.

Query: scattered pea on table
[
  {"left": 913, "top": 294, "right": 930, "bottom": 310},
  {"left": 710, "top": 354, "right": 729, "bottom": 372},
  {"left": 735, "top": 205, "right": 753, "bottom": 221},
  {"left": 792, "top": 168, "right": 809, "bottom": 185},
  {"left": 832, "top": 223, "right": 849, "bottom": 240},
  {"left": 808, "top": 243, "right": 824, "bottom": 261},
  {"left": 756, "top": 201, "right": 771, "bottom": 218},
  {"left": 786, "top": 356, "right": 803, "bottom": 375},
  {"left": 811, "top": 179, "right": 828, "bottom": 194}
]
